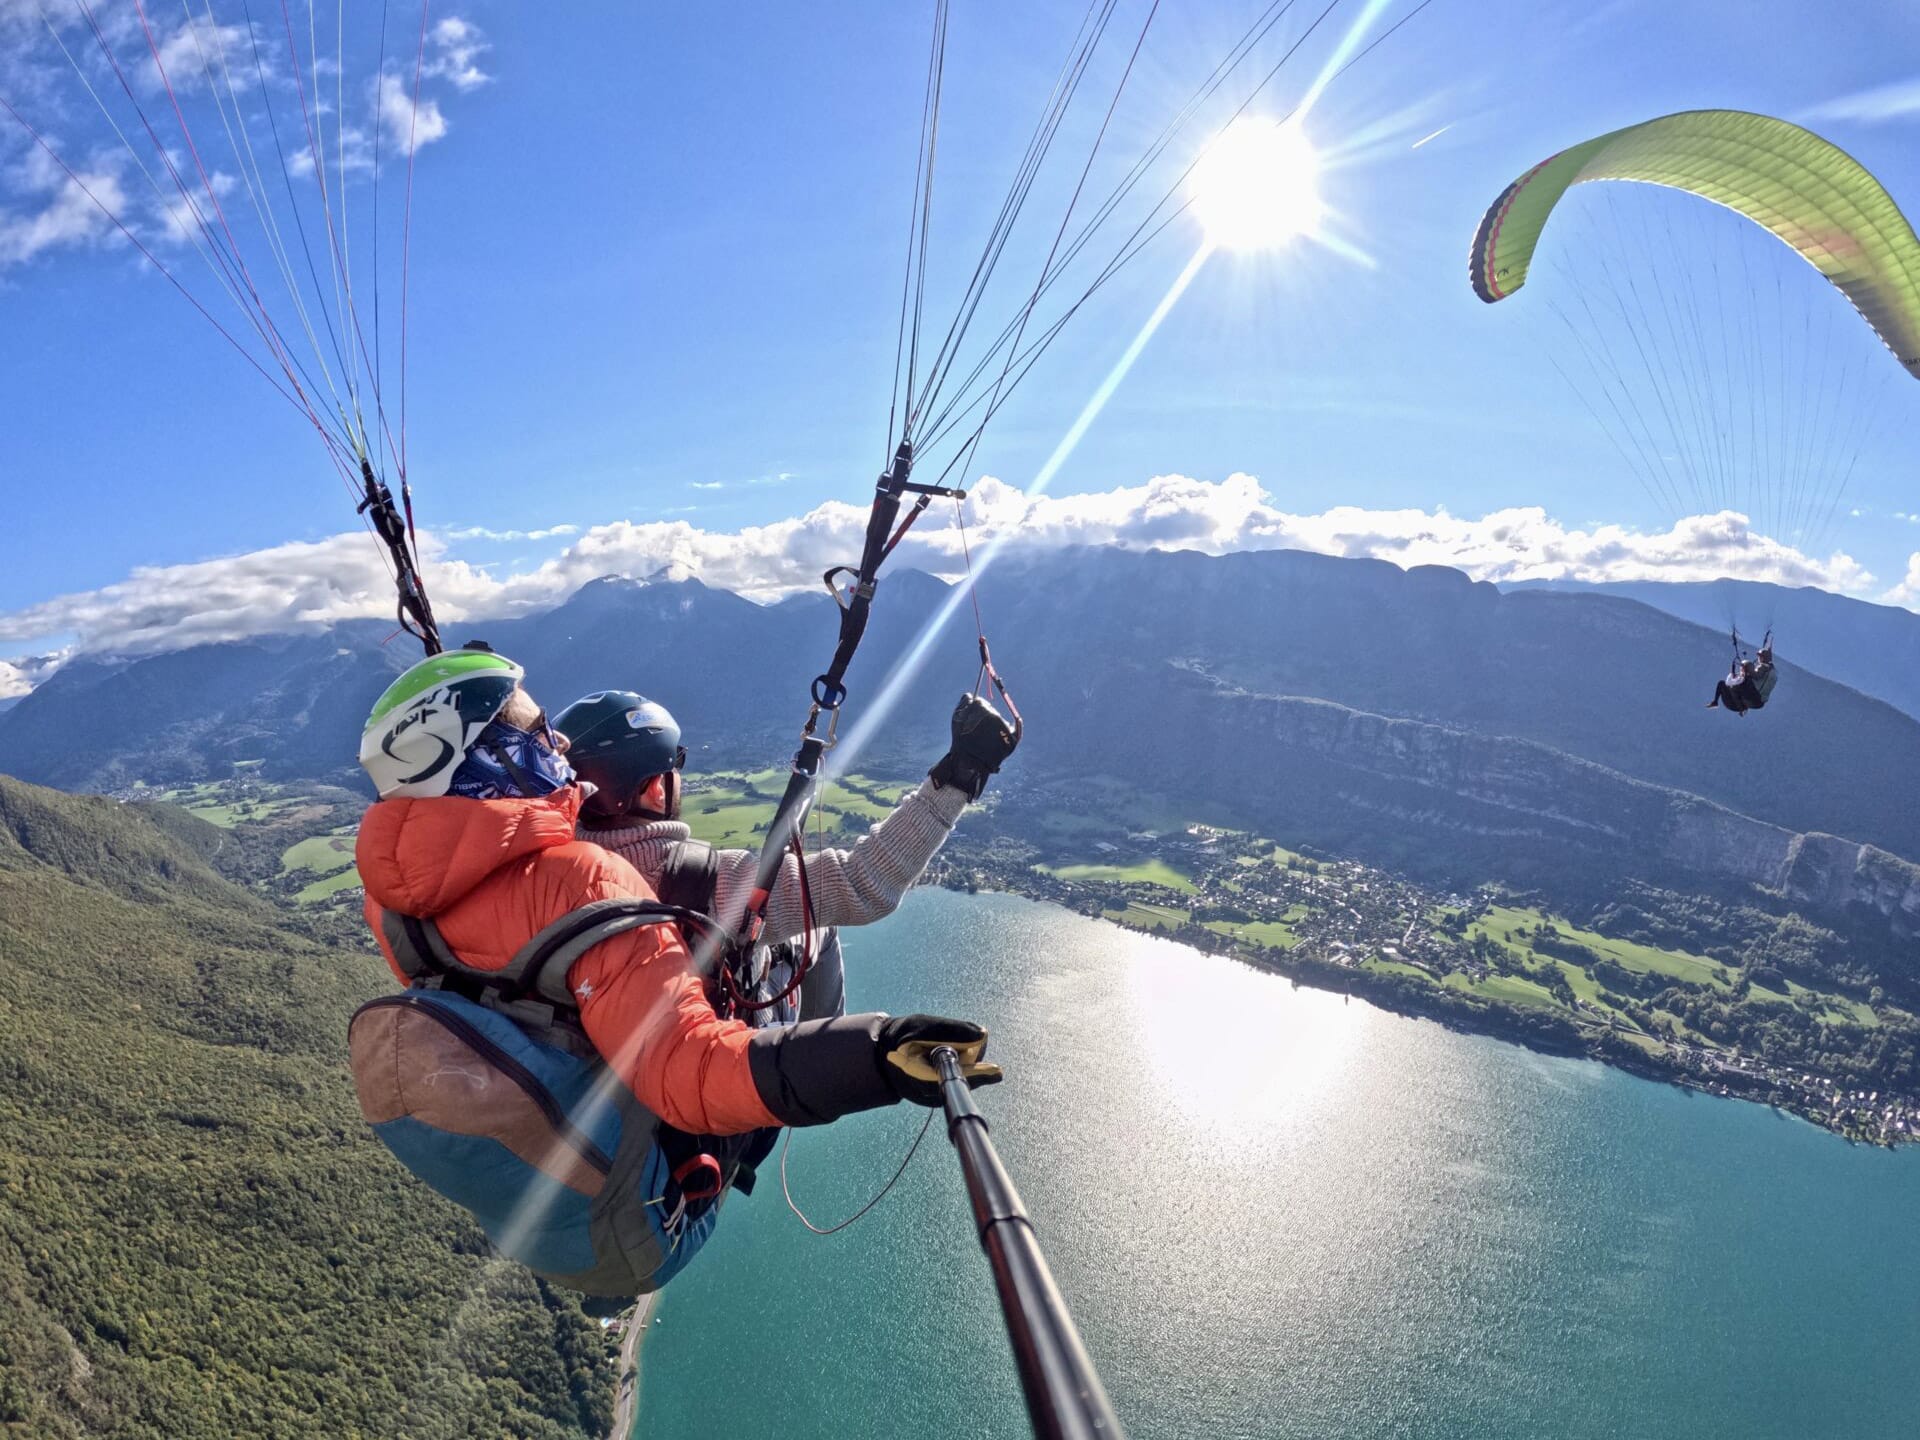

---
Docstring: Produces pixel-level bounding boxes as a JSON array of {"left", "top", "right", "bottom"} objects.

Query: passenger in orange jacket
[{"left": 355, "top": 645, "right": 1001, "bottom": 1138}]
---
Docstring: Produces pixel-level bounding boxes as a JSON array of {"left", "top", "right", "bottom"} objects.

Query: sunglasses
[{"left": 518, "top": 708, "right": 564, "bottom": 752}]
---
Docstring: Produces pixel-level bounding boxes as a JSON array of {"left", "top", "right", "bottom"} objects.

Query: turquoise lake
[{"left": 639, "top": 888, "right": 1920, "bottom": 1438}]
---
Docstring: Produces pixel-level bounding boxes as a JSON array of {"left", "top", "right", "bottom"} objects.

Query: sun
[{"left": 1189, "top": 117, "right": 1324, "bottom": 251}]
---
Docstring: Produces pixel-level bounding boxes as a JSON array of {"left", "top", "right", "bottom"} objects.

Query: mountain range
[{"left": 2, "top": 547, "right": 1915, "bottom": 949}]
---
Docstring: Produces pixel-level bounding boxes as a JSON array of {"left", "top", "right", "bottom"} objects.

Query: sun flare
[{"left": 1189, "top": 116, "right": 1324, "bottom": 251}]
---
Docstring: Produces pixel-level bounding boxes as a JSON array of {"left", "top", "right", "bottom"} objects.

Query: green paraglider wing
[{"left": 1468, "top": 109, "right": 1920, "bottom": 378}]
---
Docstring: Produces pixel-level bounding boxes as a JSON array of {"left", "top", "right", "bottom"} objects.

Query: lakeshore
[
  {"left": 639, "top": 887, "right": 1920, "bottom": 1438},
  {"left": 162, "top": 766, "right": 1920, "bottom": 1147},
  {"left": 917, "top": 781, "right": 1920, "bottom": 1147},
  {"left": 610, "top": 1290, "right": 659, "bottom": 1437}
]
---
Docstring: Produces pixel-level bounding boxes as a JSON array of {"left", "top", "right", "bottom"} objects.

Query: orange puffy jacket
[{"left": 357, "top": 786, "right": 779, "bottom": 1136}]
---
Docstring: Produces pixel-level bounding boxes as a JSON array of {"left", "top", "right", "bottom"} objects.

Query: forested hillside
[{"left": 0, "top": 778, "right": 614, "bottom": 1439}]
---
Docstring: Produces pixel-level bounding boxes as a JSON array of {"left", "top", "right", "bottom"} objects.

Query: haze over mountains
[{"left": 2, "top": 547, "right": 1915, "bottom": 948}]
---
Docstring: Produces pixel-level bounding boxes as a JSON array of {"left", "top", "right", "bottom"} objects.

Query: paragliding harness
[
  {"left": 1721, "top": 628, "right": 1777, "bottom": 713},
  {"left": 347, "top": 858, "right": 838, "bottom": 1298},
  {"left": 652, "top": 838, "right": 847, "bottom": 1027}
]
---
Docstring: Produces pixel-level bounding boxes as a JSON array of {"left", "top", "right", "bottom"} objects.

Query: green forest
[{"left": 0, "top": 777, "right": 614, "bottom": 1439}]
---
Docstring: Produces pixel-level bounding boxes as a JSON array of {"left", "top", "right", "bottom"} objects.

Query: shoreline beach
[{"left": 611, "top": 1290, "right": 660, "bottom": 1438}]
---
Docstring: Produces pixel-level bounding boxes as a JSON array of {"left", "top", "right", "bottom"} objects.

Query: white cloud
[
  {"left": 426, "top": 16, "right": 491, "bottom": 92},
  {"left": 941, "top": 474, "right": 1877, "bottom": 594},
  {"left": 0, "top": 135, "right": 141, "bottom": 267},
  {"left": 0, "top": 135, "right": 248, "bottom": 270},
  {"left": 688, "top": 470, "right": 792, "bottom": 493},
  {"left": 0, "top": 475, "right": 1889, "bottom": 667},
  {"left": 1, "top": 6, "right": 489, "bottom": 280},
  {"left": 0, "top": 649, "right": 69, "bottom": 699},
  {"left": 0, "top": 160, "right": 124, "bottom": 266},
  {"left": 146, "top": 20, "right": 253, "bottom": 96},
  {"left": 1886, "top": 553, "right": 1920, "bottom": 611},
  {"left": 376, "top": 71, "right": 447, "bottom": 152},
  {"left": 0, "top": 654, "right": 58, "bottom": 698},
  {"left": 1801, "top": 76, "right": 1920, "bottom": 125},
  {"left": 442, "top": 523, "right": 580, "bottom": 542}
]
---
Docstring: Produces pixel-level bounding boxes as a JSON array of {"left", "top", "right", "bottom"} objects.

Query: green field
[
  {"left": 678, "top": 772, "right": 907, "bottom": 849},
  {"left": 1205, "top": 918, "right": 1302, "bottom": 950},
  {"left": 1069, "top": 776, "right": 1203, "bottom": 834},
  {"left": 682, "top": 801, "right": 774, "bottom": 848},
  {"left": 1262, "top": 844, "right": 1321, "bottom": 871},
  {"left": 297, "top": 868, "right": 366, "bottom": 903},
  {"left": 282, "top": 833, "right": 357, "bottom": 874},
  {"left": 1462, "top": 902, "right": 1882, "bottom": 1032},
  {"left": 1445, "top": 971, "right": 1561, "bottom": 1009},
  {"left": 1363, "top": 958, "right": 1434, "bottom": 982},
  {"left": 158, "top": 781, "right": 312, "bottom": 830},
  {"left": 1103, "top": 900, "right": 1191, "bottom": 933},
  {"left": 1040, "top": 859, "right": 1196, "bottom": 894},
  {"left": 277, "top": 829, "right": 361, "bottom": 905},
  {"left": 1470, "top": 905, "right": 1727, "bottom": 989},
  {"left": 1834, "top": 997, "right": 1880, "bottom": 1026}
]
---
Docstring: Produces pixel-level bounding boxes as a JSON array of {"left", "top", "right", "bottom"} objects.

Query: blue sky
[{"left": 3, "top": 0, "right": 1920, "bottom": 677}]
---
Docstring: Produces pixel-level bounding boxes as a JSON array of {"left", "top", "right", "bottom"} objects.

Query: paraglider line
[
  {"left": 829, "top": 240, "right": 1213, "bottom": 779},
  {"left": 1293, "top": 0, "right": 1394, "bottom": 123},
  {"left": 0, "top": 89, "right": 347, "bottom": 472}
]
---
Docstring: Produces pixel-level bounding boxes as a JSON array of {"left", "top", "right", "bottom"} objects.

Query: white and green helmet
[{"left": 359, "top": 649, "right": 525, "bottom": 799}]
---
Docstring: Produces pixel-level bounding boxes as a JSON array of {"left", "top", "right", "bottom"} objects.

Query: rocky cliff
[{"left": 1133, "top": 667, "right": 1920, "bottom": 950}]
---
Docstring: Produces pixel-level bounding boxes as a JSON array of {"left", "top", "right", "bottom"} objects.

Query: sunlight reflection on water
[{"left": 641, "top": 889, "right": 1920, "bottom": 1440}]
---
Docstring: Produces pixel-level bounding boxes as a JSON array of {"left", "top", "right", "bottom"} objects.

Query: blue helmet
[{"left": 553, "top": 690, "right": 685, "bottom": 816}]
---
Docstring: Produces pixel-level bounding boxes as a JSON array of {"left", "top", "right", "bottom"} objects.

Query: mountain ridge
[
  {"left": 4, "top": 547, "right": 1917, "bottom": 944},
  {"left": 1507, "top": 576, "right": 1920, "bottom": 720},
  {"left": 1138, "top": 665, "right": 1918, "bottom": 949}
]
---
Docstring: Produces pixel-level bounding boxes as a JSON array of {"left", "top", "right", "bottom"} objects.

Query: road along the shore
[{"left": 611, "top": 1291, "right": 660, "bottom": 1438}]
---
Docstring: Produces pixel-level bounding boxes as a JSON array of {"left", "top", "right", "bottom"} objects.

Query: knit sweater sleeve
[{"left": 710, "top": 777, "right": 968, "bottom": 943}]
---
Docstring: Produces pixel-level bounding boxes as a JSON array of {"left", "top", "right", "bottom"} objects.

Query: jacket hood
[{"left": 357, "top": 787, "right": 585, "bottom": 917}]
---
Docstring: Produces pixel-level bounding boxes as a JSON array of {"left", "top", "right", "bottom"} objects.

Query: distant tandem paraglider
[
  {"left": 1708, "top": 633, "right": 1776, "bottom": 717},
  {"left": 1469, "top": 108, "right": 1920, "bottom": 718}
]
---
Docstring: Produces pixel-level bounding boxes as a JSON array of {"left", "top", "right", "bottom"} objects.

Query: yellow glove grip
[{"left": 885, "top": 1036, "right": 1001, "bottom": 1087}]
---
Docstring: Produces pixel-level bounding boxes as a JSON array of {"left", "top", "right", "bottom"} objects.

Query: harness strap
[
  {"left": 379, "top": 907, "right": 593, "bottom": 1057},
  {"left": 506, "top": 898, "right": 697, "bottom": 1007},
  {"left": 376, "top": 898, "right": 781, "bottom": 1199},
  {"left": 383, "top": 908, "right": 465, "bottom": 981},
  {"left": 654, "top": 839, "right": 720, "bottom": 916},
  {"left": 378, "top": 900, "right": 713, "bottom": 1057}
]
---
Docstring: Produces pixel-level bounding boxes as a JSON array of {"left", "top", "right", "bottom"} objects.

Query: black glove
[
  {"left": 746, "top": 1012, "right": 1001, "bottom": 1126},
  {"left": 929, "top": 693, "right": 1019, "bottom": 801},
  {"left": 875, "top": 1014, "right": 1003, "bottom": 1107}
]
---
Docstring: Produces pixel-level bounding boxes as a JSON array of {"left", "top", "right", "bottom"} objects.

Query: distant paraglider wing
[{"left": 1468, "top": 109, "right": 1920, "bottom": 380}]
